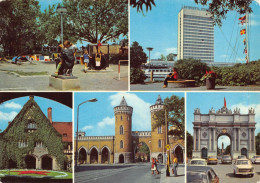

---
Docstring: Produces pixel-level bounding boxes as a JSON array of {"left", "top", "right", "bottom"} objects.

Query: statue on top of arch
[
  {"left": 209, "top": 107, "right": 215, "bottom": 114},
  {"left": 194, "top": 108, "right": 200, "bottom": 114},
  {"left": 216, "top": 106, "right": 232, "bottom": 114},
  {"left": 249, "top": 107, "right": 255, "bottom": 114},
  {"left": 233, "top": 107, "right": 240, "bottom": 114}
]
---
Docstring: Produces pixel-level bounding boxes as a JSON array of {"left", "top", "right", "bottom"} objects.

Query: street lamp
[
  {"left": 56, "top": 5, "right": 67, "bottom": 45},
  {"left": 146, "top": 47, "right": 153, "bottom": 69},
  {"left": 75, "top": 98, "right": 98, "bottom": 170}
]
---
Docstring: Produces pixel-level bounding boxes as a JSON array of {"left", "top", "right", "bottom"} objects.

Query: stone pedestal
[{"left": 49, "top": 75, "right": 80, "bottom": 90}]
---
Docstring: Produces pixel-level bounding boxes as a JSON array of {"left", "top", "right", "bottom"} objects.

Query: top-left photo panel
[{"left": 0, "top": 0, "right": 129, "bottom": 91}]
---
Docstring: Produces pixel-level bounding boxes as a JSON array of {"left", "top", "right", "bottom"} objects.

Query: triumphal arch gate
[{"left": 192, "top": 105, "right": 256, "bottom": 159}]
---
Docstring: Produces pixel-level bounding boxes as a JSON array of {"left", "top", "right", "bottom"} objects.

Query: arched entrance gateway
[
  {"left": 25, "top": 155, "right": 36, "bottom": 169},
  {"left": 78, "top": 147, "right": 87, "bottom": 164},
  {"left": 119, "top": 154, "right": 124, "bottom": 163},
  {"left": 173, "top": 145, "right": 184, "bottom": 163},
  {"left": 101, "top": 147, "right": 110, "bottom": 164},
  {"left": 192, "top": 105, "right": 256, "bottom": 159},
  {"left": 42, "top": 155, "right": 52, "bottom": 170},
  {"left": 90, "top": 147, "right": 98, "bottom": 164}
]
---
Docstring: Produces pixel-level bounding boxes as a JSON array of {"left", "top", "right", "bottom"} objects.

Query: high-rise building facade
[{"left": 177, "top": 6, "right": 214, "bottom": 63}]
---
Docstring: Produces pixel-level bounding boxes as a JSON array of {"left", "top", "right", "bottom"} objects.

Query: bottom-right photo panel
[{"left": 186, "top": 92, "right": 260, "bottom": 183}]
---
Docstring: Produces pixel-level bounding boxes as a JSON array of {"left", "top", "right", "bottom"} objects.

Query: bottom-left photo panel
[{"left": 0, "top": 92, "right": 73, "bottom": 183}]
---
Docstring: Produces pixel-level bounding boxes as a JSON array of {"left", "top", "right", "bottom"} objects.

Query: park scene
[
  {"left": 130, "top": 0, "right": 260, "bottom": 91},
  {"left": 0, "top": 0, "right": 128, "bottom": 91},
  {"left": 0, "top": 93, "right": 73, "bottom": 182},
  {"left": 186, "top": 92, "right": 260, "bottom": 183},
  {"left": 74, "top": 92, "right": 184, "bottom": 183}
]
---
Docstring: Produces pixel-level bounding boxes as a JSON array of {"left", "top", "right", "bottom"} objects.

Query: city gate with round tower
[{"left": 75, "top": 96, "right": 184, "bottom": 164}]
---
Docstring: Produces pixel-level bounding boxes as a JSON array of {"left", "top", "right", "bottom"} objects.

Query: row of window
[
  {"left": 183, "top": 27, "right": 214, "bottom": 34},
  {"left": 183, "top": 56, "right": 214, "bottom": 60},
  {"left": 183, "top": 21, "right": 214, "bottom": 28},
  {"left": 184, "top": 35, "right": 214, "bottom": 40},
  {"left": 184, "top": 53, "right": 214, "bottom": 57},
  {"left": 183, "top": 31, "right": 214, "bottom": 37},
  {"left": 116, "top": 116, "right": 130, "bottom": 121},
  {"left": 18, "top": 141, "right": 44, "bottom": 148},
  {"left": 119, "top": 125, "right": 162, "bottom": 135},
  {"left": 184, "top": 15, "right": 213, "bottom": 21},
  {"left": 183, "top": 45, "right": 214, "bottom": 49},
  {"left": 183, "top": 38, "right": 214, "bottom": 43}
]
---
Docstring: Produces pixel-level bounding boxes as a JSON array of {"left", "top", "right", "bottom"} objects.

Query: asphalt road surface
[
  {"left": 208, "top": 162, "right": 260, "bottom": 183},
  {"left": 75, "top": 164, "right": 162, "bottom": 183}
]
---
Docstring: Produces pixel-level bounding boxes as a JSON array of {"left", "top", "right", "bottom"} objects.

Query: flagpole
[{"left": 246, "top": 11, "right": 249, "bottom": 63}]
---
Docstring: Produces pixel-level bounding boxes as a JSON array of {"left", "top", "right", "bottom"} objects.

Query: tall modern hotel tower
[{"left": 177, "top": 6, "right": 214, "bottom": 63}]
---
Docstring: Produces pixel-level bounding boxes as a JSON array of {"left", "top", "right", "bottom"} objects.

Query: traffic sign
[{"left": 165, "top": 144, "right": 171, "bottom": 150}]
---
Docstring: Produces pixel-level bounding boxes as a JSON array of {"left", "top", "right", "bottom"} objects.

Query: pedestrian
[
  {"left": 172, "top": 154, "right": 178, "bottom": 177},
  {"left": 154, "top": 158, "right": 160, "bottom": 174},
  {"left": 83, "top": 49, "right": 92, "bottom": 73},
  {"left": 55, "top": 40, "right": 77, "bottom": 76},
  {"left": 163, "top": 67, "right": 178, "bottom": 88},
  {"left": 151, "top": 158, "right": 156, "bottom": 174}
]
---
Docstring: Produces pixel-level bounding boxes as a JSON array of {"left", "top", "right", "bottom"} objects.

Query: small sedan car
[
  {"left": 187, "top": 166, "right": 220, "bottom": 183},
  {"left": 251, "top": 155, "right": 260, "bottom": 164},
  {"left": 233, "top": 159, "right": 254, "bottom": 177},
  {"left": 237, "top": 155, "right": 247, "bottom": 159},
  {"left": 221, "top": 155, "right": 232, "bottom": 164},
  {"left": 190, "top": 158, "right": 207, "bottom": 166},
  {"left": 207, "top": 156, "right": 218, "bottom": 165}
]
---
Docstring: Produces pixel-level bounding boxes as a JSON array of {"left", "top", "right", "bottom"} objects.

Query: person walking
[
  {"left": 151, "top": 158, "right": 156, "bottom": 175},
  {"left": 172, "top": 154, "right": 178, "bottom": 177},
  {"left": 83, "top": 49, "right": 92, "bottom": 73},
  {"left": 154, "top": 158, "right": 160, "bottom": 174}
]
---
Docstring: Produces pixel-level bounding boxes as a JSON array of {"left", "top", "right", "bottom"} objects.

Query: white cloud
[
  {"left": 251, "top": 20, "right": 259, "bottom": 26},
  {"left": 81, "top": 125, "right": 94, "bottom": 131},
  {"left": 0, "top": 102, "right": 22, "bottom": 109},
  {"left": 98, "top": 117, "right": 115, "bottom": 127},
  {"left": 0, "top": 111, "right": 18, "bottom": 121},
  {"left": 109, "top": 93, "right": 152, "bottom": 131},
  {"left": 165, "top": 47, "right": 177, "bottom": 54},
  {"left": 254, "top": 0, "right": 260, "bottom": 6}
]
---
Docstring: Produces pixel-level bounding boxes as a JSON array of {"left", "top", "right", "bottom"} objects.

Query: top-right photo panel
[{"left": 130, "top": 0, "right": 260, "bottom": 91}]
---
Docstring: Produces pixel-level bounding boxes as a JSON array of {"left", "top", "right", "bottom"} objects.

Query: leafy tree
[
  {"left": 194, "top": 0, "right": 253, "bottom": 26},
  {"left": 158, "top": 54, "right": 166, "bottom": 61},
  {"left": 138, "top": 143, "right": 150, "bottom": 155},
  {"left": 153, "top": 95, "right": 184, "bottom": 139},
  {"left": 130, "top": 0, "right": 156, "bottom": 12},
  {"left": 174, "top": 58, "right": 210, "bottom": 84},
  {"left": 0, "top": 0, "right": 41, "bottom": 56},
  {"left": 187, "top": 131, "right": 193, "bottom": 157},
  {"left": 130, "top": 41, "right": 147, "bottom": 68},
  {"left": 130, "top": 68, "right": 147, "bottom": 84},
  {"left": 167, "top": 53, "right": 176, "bottom": 61},
  {"left": 256, "top": 132, "right": 260, "bottom": 155},
  {"left": 225, "top": 145, "right": 231, "bottom": 155},
  {"left": 63, "top": 0, "right": 128, "bottom": 43}
]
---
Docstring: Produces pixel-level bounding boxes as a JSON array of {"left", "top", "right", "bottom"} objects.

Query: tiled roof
[{"left": 52, "top": 122, "right": 72, "bottom": 143}]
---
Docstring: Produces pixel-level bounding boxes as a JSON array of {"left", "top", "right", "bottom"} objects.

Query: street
[
  {"left": 208, "top": 162, "right": 260, "bottom": 183},
  {"left": 0, "top": 61, "right": 128, "bottom": 91},
  {"left": 75, "top": 163, "right": 184, "bottom": 183}
]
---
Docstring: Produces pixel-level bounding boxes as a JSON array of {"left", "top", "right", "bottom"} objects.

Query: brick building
[{"left": 75, "top": 96, "right": 184, "bottom": 164}]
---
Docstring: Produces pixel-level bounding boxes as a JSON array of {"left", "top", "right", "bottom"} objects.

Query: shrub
[{"left": 130, "top": 68, "right": 147, "bottom": 84}]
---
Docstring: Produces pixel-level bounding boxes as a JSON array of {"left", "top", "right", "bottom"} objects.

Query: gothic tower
[
  {"left": 150, "top": 95, "right": 166, "bottom": 162},
  {"left": 114, "top": 96, "right": 133, "bottom": 163}
]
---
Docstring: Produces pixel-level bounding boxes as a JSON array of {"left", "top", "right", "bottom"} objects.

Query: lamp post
[
  {"left": 75, "top": 98, "right": 97, "bottom": 170},
  {"left": 56, "top": 5, "right": 67, "bottom": 45},
  {"left": 146, "top": 47, "right": 153, "bottom": 69},
  {"left": 165, "top": 109, "right": 170, "bottom": 177}
]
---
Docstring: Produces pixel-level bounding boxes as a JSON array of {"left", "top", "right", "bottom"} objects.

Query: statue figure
[{"left": 194, "top": 108, "right": 200, "bottom": 114}]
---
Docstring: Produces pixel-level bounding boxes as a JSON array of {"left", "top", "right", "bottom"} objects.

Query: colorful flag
[
  {"left": 239, "top": 15, "right": 246, "bottom": 21},
  {"left": 239, "top": 19, "right": 246, "bottom": 25},
  {"left": 243, "top": 38, "right": 246, "bottom": 45},
  {"left": 244, "top": 48, "right": 247, "bottom": 54},
  {"left": 240, "top": 29, "right": 246, "bottom": 35},
  {"left": 224, "top": 97, "right": 226, "bottom": 107}
]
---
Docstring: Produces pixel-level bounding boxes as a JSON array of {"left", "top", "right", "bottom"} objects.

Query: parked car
[
  {"left": 237, "top": 155, "right": 247, "bottom": 159},
  {"left": 187, "top": 166, "right": 219, "bottom": 183},
  {"left": 11, "top": 56, "right": 28, "bottom": 64},
  {"left": 222, "top": 155, "right": 232, "bottom": 164},
  {"left": 207, "top": 156, "right": 218, "bottom": 165},
  {"left": 190, "top": 158, "right": 207, "bottom": 166},
  {"left": 233, "top": 159, "right": 254, "bottom": 177},
  {"left": 251, "top": 155, "right": 260, "bottom": 164}
]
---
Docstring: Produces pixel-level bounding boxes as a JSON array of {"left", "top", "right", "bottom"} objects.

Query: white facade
[{"left": 177, "top": 6, "right": 214, "bottom": 62}]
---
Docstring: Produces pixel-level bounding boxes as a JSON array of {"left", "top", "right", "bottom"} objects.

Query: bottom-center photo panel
[{"left": 74, "top": 92, "right": 185, "bottom": 183}]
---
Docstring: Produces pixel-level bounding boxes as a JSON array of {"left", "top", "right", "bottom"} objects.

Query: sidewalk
[{"left": 160, "top": 165, "right": 185, "bottom": 183}]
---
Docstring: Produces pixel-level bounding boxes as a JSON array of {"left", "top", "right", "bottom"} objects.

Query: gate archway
[
  {"left": 25, "top": 155, "right": 36, "bottom": 169},
  {"left": 79, "top": 147, "right": 87, "bottom": 164},
  {"left": 241, "top": 148, "right": 248, "bottom": 157},
  {"left": 90, "top": 147, "right": 98, "bottom": 164},
  {"left": 134, "top": 142, "right": 150, "bottom": 162},
  {"left": 101, "top": 147, "right": 110, "bottom": 164},
  {"left": 201, "top": 148, "right": 208, "bottom": 159},
  {"left": 174, "top": 145, "right": 184, "bottom": 163},
  {"left": 42, "top": 155, "right": 52, "bottom": 170},
  {"left": 119, "top": 154, "right": 124, "bottom": 163}
]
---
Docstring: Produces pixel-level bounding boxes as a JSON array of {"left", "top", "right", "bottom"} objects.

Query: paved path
[
  {"left": 75, "top": 164, "right": 184, "bottom": 183},
  {"left": 131, "top": 82, "right": 260, "bottom": 91},
  {"left": 0, "top": 61, "right": 128, "bottom": 91}
]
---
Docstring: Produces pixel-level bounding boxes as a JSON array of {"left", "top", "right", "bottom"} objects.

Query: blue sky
[
  {"left": 74, "top": 92, "right": 184, "bottom": 136},
  {"left": 130, "top": 0, "right": 260, "bottom": 63},
  {"left": 186, "top": 92, "right": 260, "bottom": 148},
  {"left": 0, "top": 96, "right": 72, "bottom": 132}
]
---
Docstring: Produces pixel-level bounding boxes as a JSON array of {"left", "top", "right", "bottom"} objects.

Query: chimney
[{"left": 48, "top": 107, "right": 52, "bottom": 124}]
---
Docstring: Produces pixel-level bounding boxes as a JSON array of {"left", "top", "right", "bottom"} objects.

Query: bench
[{"left": 167, "top": 80, "right": 196, "bottom": 87}]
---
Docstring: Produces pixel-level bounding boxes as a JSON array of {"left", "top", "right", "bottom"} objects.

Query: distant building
[{"left": 177, "top": 6, "right": 214, "bottom": 63}]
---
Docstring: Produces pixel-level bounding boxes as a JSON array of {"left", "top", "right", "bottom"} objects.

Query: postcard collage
[{"left": 0, "top": 0, "right": 260, "bottom": 183}]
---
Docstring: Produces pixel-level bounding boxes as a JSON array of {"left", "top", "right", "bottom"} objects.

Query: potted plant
[{"left": 201, "top": 70, "right": 217, "bottom": 89}]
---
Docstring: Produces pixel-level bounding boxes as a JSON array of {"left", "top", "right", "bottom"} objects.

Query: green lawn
[
  {"left": 0, "top": 169, "right": 72, "bottom": 179},
  {"left": 8, "top": 71, "right": 48, "bottom": 76}
]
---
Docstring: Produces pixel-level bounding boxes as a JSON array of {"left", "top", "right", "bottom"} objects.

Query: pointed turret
[
  {"left": 155, "top": 95, "right": 163, "bottom": 105},
  {"left": 119, "top": 96, "right": 128, "bottom": 106}
]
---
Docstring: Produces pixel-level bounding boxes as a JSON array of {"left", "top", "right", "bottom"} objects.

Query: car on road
[
  {"left": 187, "top": 166, "right": 219, "bottom": 183},
  {"left": 207, "top": 156, "right": 218, "bottom": 165},
  {"left": 221, "top": 155, "right": 232, "bottom": 164},
  {"left": 190, "top": 158, "right": 207, "bottom": 166},
  {"left": 233, "top": 159, "right": 254, "bottom": 177},
  {"left": 251, "top": 155, "right": 260, "bottom": 164},
  {"left": 237, "top": 155, "right": 247, "bottom": 159},
  {"left": 11, "top": 56, "right": 29, "bottom": 64}
]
